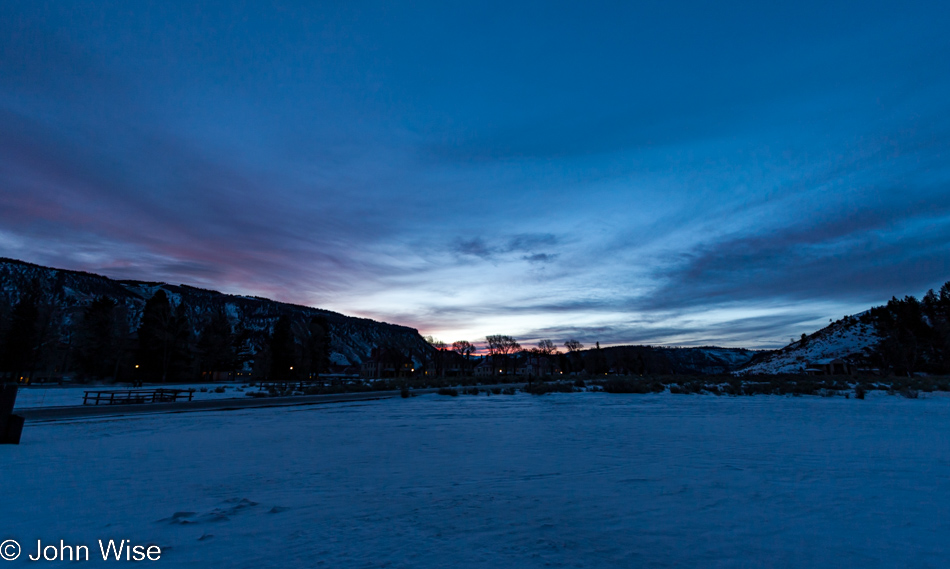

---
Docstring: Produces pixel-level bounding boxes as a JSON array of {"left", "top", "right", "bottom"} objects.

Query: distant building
[
  {"left": 520, "top": 353, "right": 559, "bottom": 377},
  {"left": 200, "top": 371, "right": 235, "bottom": 382},
  {"left": 359, "top": 361, "right": 377, "bottom": 379},
  {"left": 360, "top": 347, "right": 414, "bottom": 379},
  {"left": 473, "top": 358, "right": 494, "bottom": 377}
]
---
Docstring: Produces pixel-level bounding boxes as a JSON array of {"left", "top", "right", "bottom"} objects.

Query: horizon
[
  {"left": 0, "top": 254, "right": 914, "bottom": 354},
  {"left": 2, "top": 1, "right": 949, "bottom": 349}
]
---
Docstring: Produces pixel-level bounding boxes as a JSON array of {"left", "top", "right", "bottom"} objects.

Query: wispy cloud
[{"left": 1, "top": 1, "right": 949, "bottom": 349}]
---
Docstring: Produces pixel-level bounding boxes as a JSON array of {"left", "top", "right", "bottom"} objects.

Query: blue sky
[{"left": 1, "top": 1, "right": 949, "bottom": 348}]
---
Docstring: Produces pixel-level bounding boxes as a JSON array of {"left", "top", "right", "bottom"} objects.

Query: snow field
[{"left": 1, "top": 392, "right": 948, "bottom": 568}]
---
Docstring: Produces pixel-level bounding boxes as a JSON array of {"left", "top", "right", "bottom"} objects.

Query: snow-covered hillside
[
  {"left": 740, "top": 316, "right": 879, "bottom": 375},
  {"left": 0, "top": 257, "right": 430, "bottom": 367}
]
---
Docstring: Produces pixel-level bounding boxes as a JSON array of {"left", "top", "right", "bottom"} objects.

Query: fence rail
[
  {"left": 83, "top": 389, "right": 195, "bottom": 406},
  {"left": 256, "top": 380, "right": 326, "bottom": 392}
]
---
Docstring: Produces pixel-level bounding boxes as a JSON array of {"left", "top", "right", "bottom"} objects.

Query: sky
[{"left": 1, "top": 1, "right": 949, "bottom": 349}]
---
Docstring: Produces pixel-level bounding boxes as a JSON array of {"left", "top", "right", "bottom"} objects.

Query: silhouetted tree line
[
  {"left": 7, "top": 273, "right": 949, "bottom": 385},
  {"left": 396, "top": 335, "right": 752, "bottom": 379},
  {"left": 0, "top": 284, "right": 332, "bottom": 384},
  {"left": 0, "top": 278, "right": 62, "bottom": 383},
  {"left": 264, "top": 314, "right": 332, "bottom": 382},
  {"left": 865, "top": 281, "right": 950, "bottom": 376}
]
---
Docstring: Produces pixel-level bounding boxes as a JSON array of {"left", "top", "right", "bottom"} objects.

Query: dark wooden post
[{"left": 1, "top": 384, "right": 24, "bottom": 445}]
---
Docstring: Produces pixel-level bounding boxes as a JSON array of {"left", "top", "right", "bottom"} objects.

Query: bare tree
[
  {"left": 485, "top": 335, "right": 501, "bottom": 376},
  {"left": 564, "top": 339, "right": 584, "bottom": 353},
  {"left": 452, "top": 340, "right": 475, "bottom": 376},
  {"left": 486, "top": 335, "right": 520, "bottom": 376},
  {"left": 564, "top": 339, "right": 584, "bottom": 375},
  {"left": 531, "top": 339, "right": 558, "bottom": 378},
  {"left": 425, "top": 336, "right": 447, "bottom": 378}
]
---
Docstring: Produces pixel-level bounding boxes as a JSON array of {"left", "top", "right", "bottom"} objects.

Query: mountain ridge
[
  {"left": 3, "top": 257, "right": 948, "bottom": 380},
  {"left": 0, "top": 257, "right": 431, "bottom": 380}
]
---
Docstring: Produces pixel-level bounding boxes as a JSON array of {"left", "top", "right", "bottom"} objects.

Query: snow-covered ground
[
  {"left": 2, "top": 392, "right": 948, "bottom": 567},
  {"left": 12, "top": 384, "right": 250, "bottom": 408}
]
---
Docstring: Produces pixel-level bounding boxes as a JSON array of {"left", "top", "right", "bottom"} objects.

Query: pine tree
[
  {"left": 1, "top": 278, "right": 41, "bottom": 382},
  {"left": 136, "top": 291, "right": 173, "bottom": 382},
  {"left": 307, "top": 315, "right": 331, "bottom": 377},
  {"left": 585, "top": 341, "right": 608, "bottom": 375},
  {"left": 269, "top": 315, "right": 297, "bottom": 381},
  {"left": 136, "top": 291, "right": 191, "bottom": 382},
  {"left": 75, "top": 297, "right": 122, "bottom": 380},
  {"left": 197, "top": 307, "right": 238, "bottom": 378},
  {"left": 168, "top": 301, "right": 193, "bottom": 380}
]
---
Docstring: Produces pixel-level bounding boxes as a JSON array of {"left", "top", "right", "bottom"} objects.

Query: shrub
[
  {"left": 602, "top": 377, "right": 663, "bottom": 394},
  {"left": 437, "top": 387, "right": 459, "bottom": 397}
]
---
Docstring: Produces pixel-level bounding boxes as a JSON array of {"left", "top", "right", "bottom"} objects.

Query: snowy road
[{"left": 2, "top": 392, "right": 948, "bottom": 568}]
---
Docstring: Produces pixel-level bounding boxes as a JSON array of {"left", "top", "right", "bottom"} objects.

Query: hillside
[
  {"left": 739, "top": 281, "right": 950, "bottom": 376},
  {"left": 0, "top": 257, "right": 431, "bottom": 381},
  {"left": 590, "top": 345, "right": 760, "bottom": 375},
  {"left": 738, "top": 316, "right": 880, "bottom": 375}
]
